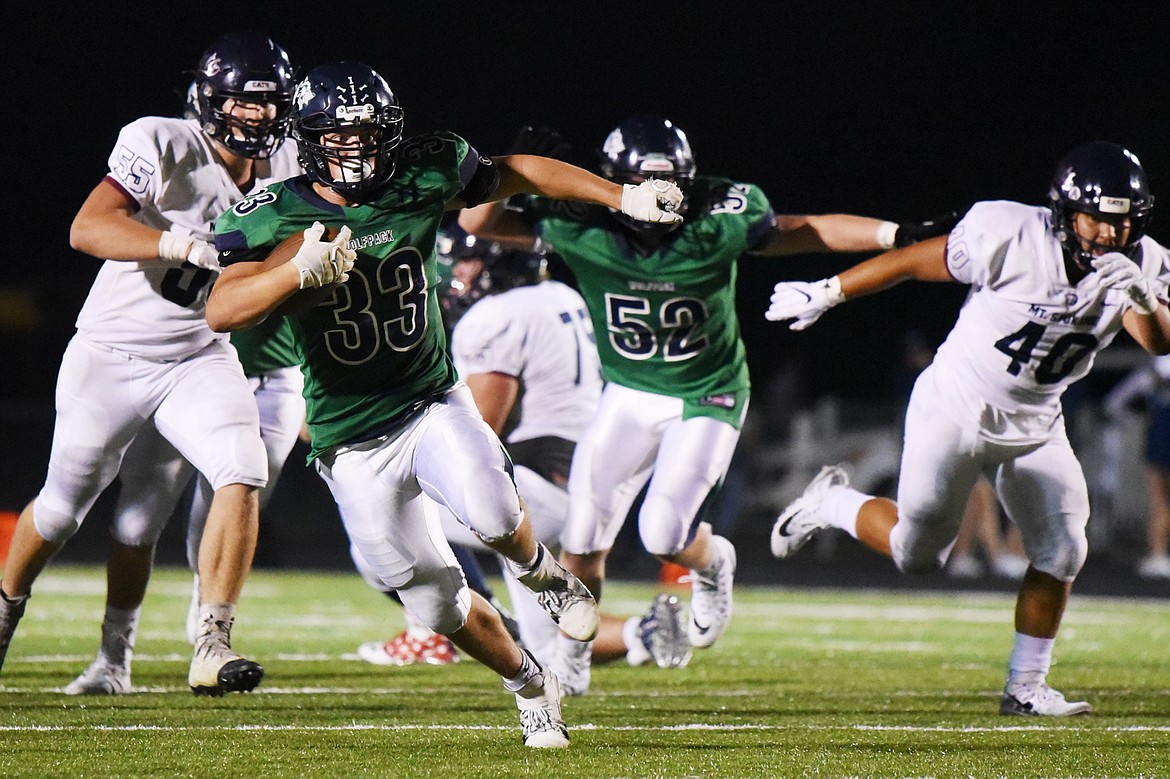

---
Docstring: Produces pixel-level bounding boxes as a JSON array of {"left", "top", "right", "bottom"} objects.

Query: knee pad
[
  {"left": 1028, "top": 526, "right": 1087, "bottom": 582},
  {"left": 31, "top": 493, "right": 81, "bottom": 545},
  {"left": 457, "top": 467, "right": 522, "bottom": 543},
  {"left": 638, "top": 494, "right": 689, "bottom": 557},
  {"left": 891, "top": 533, "right": 949, "bottom": 576},
  {"left": 398, "top": 573, "right": 471, "bottom": 635}
]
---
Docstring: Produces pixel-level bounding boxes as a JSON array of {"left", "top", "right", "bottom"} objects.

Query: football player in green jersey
[
  {"left": 205, "top": 62, "right": 684, "bottom": 748},
  {"left": 459, "top": 116, "right": 955, "bottom": 695}
]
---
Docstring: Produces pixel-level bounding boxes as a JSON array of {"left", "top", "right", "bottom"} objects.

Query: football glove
[
  {"left": 507, "top": 125, "right": 572, "bottom": 161},
  {"left": 1092, "top": 252, "right": 1160, "bottom": 315},
  {"left": 158, "top": 231, "right": 221, "bottom": 272},
  {"left": 186, "top": 240, "right": 223, "bottom": 272},
  {"left": 292, "top": 223, "right": 356, "bottom": 289},
  {"left": 894, "top": 210, "right": 961, "bottom": 248},
  {"left": 620, "top": 180, "right": 684, "bottom": 224},
  {"left": 765, "top": 277, "right": 845, "bottom": 330}
]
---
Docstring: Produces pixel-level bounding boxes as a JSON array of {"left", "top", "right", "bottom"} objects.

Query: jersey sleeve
[
  {"left": 105, "top": 118, "right": 165, "bottom": 208},
  {"left": 943, "top": 200, "right": 1021, "bottom": 286},
  {"left": 739, "top": 183, "right": 778, "bottom": 251},
  {"left": 213, "top": 184, "right": 286, "bottom": 265},
  {"left": 451, "top": 299, "right": 525, "bottom": 378}
]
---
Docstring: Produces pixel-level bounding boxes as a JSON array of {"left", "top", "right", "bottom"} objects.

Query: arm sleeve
[{"left": 457, "top": 147, "right": 500, "bottom": 208}]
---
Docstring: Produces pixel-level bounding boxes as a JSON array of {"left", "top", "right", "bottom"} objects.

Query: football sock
[
  {"left": 1008, "top": 632, "right": 1055, "bottom": 683},
  {"left": 823, "top": 487, "right": 873, "bottom": 539}
]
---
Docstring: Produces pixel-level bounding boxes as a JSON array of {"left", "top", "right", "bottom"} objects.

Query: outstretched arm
[
  {"left": 458, "top": 154, "right": 683, "bottom": 240},
  {"left": 755, "top": 210, "right": 961, "bottom": 256},
  {"left": 765, "top": 235, "right": 952, "bottom": 329}
]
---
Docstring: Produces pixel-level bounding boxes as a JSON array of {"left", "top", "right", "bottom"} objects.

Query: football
[{"left": 263, "top": 225, "right": 343, "bottom": 316}]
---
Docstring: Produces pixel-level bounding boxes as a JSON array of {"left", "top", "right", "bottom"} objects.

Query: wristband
[
  {"left": 158, "top": 230, "right": 192, "bottom": 262},
  {"left": 875, "top": 221, "right": 899, "bottom": 250}
]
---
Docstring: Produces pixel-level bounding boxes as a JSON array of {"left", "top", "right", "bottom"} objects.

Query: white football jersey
[
  {"left": 74, "top": 117, "right": 302, "bottom": 361},
  {"left": 451, "top": 280, "right": 601, "bottom": 444},
  {"left": 932, "top": 200, "right": 1170, "bottom": 432}
]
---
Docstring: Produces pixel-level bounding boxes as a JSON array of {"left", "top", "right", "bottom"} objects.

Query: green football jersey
[
  {"left": 534, "top": 175, "right": 774, "bottom": 401},
  {"left": 229, "top": 316, "right": 298, "bottom": 377},
  {"left": 216, "top": 131, "right": 481, "bottom": 459}
]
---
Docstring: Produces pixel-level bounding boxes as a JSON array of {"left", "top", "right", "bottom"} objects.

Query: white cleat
[
  {"left": 640, "top": 593, "right": 691, "bottom": 668},
  {"left": 687, "top": 535, "right": 736, "bottom": 648},
  {"left": 1000, "top": 679, "right": 1093, "bottom": 716},
  {"left": 513, "top": 546, "right": 599, "bottom": 642},
  {"left": 550, "top": 637, "right": 592, "bottom": 697},
  {"left": 771, "top": 465, "right": 850, "bottom": 559},
  {"left": 188, "top": 614, "right": 263, "bottom": 697},
  {"left": 64, "top": 657, "right": 131, "bottom": 695},
  {"left": 515, "top": 667, "right": 569, "bottom": 748}
]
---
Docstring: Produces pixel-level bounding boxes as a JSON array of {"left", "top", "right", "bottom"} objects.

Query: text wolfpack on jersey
[
  {"left": 629, "top": 280, "right": 676, "bottom": 292},
  {"left": 351, "top": 229, "right": 394, "bottom": 251}
]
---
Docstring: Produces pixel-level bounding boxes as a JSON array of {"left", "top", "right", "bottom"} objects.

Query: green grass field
[{"left": 1, "top": 566, "right": 1167, "bottom": 778}]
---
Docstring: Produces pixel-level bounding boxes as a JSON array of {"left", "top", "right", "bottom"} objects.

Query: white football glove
[
  {"left": 158, "top": 231, "right": 222, "bottom": 272},
  {"left": 1092, "top": 251, "right": 1160, "bottom": 315},
  {"left": 765, "top": 277, "right": 846, "bottom": 330},
  {"left": 620, "top": 179, "right": 684, "bottom": 224},
  {"left": 186, "top": 239, "right": 222, "bottom": 272},
  {"left": 292, "top": 223, "right": 356, "bottom": 289}
]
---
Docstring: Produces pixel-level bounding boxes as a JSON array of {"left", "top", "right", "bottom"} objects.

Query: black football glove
[
  {"left": 894, "top": 210, "right": 962, "bottom": 247},
  {"left": 506, "top": 125, "right": 573, "bottom": 161}
]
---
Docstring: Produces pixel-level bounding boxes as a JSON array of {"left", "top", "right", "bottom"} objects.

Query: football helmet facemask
[
  {"left": 599, "top": 116, "right": 695, "bottom": 234},
  {"left": 193, "top": 31, "right": 295, "bottom": 159},
  {"left": 1048, "top": 141, "right": 1154, "bottom": 268},
  {"left": 292, "top": 61, "right": 405, "bottom": 204}
]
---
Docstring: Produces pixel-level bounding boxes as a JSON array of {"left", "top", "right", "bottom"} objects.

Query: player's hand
[
  {"left": 895, "top": 210, "right": 961, "bottom": 248},
  {"left": 186, "top": 239, "right": 222, "bottom": 273},
  {"left": 1092, "top": 252, "right": 1160, "bottom": 315},
  {"left": 507, "top": 125, "right": 572, "bottom": 160},
  {"left": 292, "top": 223, "right": 356, "bottom": 288},
  {"left": 620, "top": 179, "right": 684, "bottom": 224},
  {"left": 765, "top": 278, "right": 845, "bottom": 330}
]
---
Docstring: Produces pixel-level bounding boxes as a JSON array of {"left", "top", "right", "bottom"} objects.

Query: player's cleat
[
  {"left": 687, "top": 535, "right": 736, "bottom": 648},
  {"left": 641, "top": 594, "right": 691, "bottom": 668},
  {"left": 357, "top": 631, "right": 460, "bottom": 667},
  {"left": 515, "top": 666, "right": 569, "bottom": 748},
  {"left": 64, "top": 657, "right": 131, "bottom": 695},
  {"left": 551, "top": 638, "right": 592, "bottom": 696},
  {"left": 0, "top": 589, "right": 28, "bottom": 675},
  {"left": 512, "top": 545, "right": 599, "bottom": 641},
  {"left": 771, "top": 464, "right": 850, "bottom": 559},
  {"left": 1000, "top": 680, "right": 1093, "bottom": 716},
  {"left": 188, "top": 614, "right": 263, "bottom": 697}
]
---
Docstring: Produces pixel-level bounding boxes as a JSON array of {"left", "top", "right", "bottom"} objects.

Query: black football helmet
[
  {"left": 436, "top": 229, "right": 548, "bottom": 325},
  {"left": 1048, "top": 141, "right": 1154, "bottom": 267},
  {"left": 598, "top": 116, "right": 695, "bottom": 232},
  {"left": 192, "top": 31, "right": 295, "bottom": 159},
  {"left": 291, "top": 61, "right": 405, "bottom": 204}
]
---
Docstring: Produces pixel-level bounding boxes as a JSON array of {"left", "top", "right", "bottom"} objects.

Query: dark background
[{"left": 4, "top": 2, "right": 1169, "bottom": 580}]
